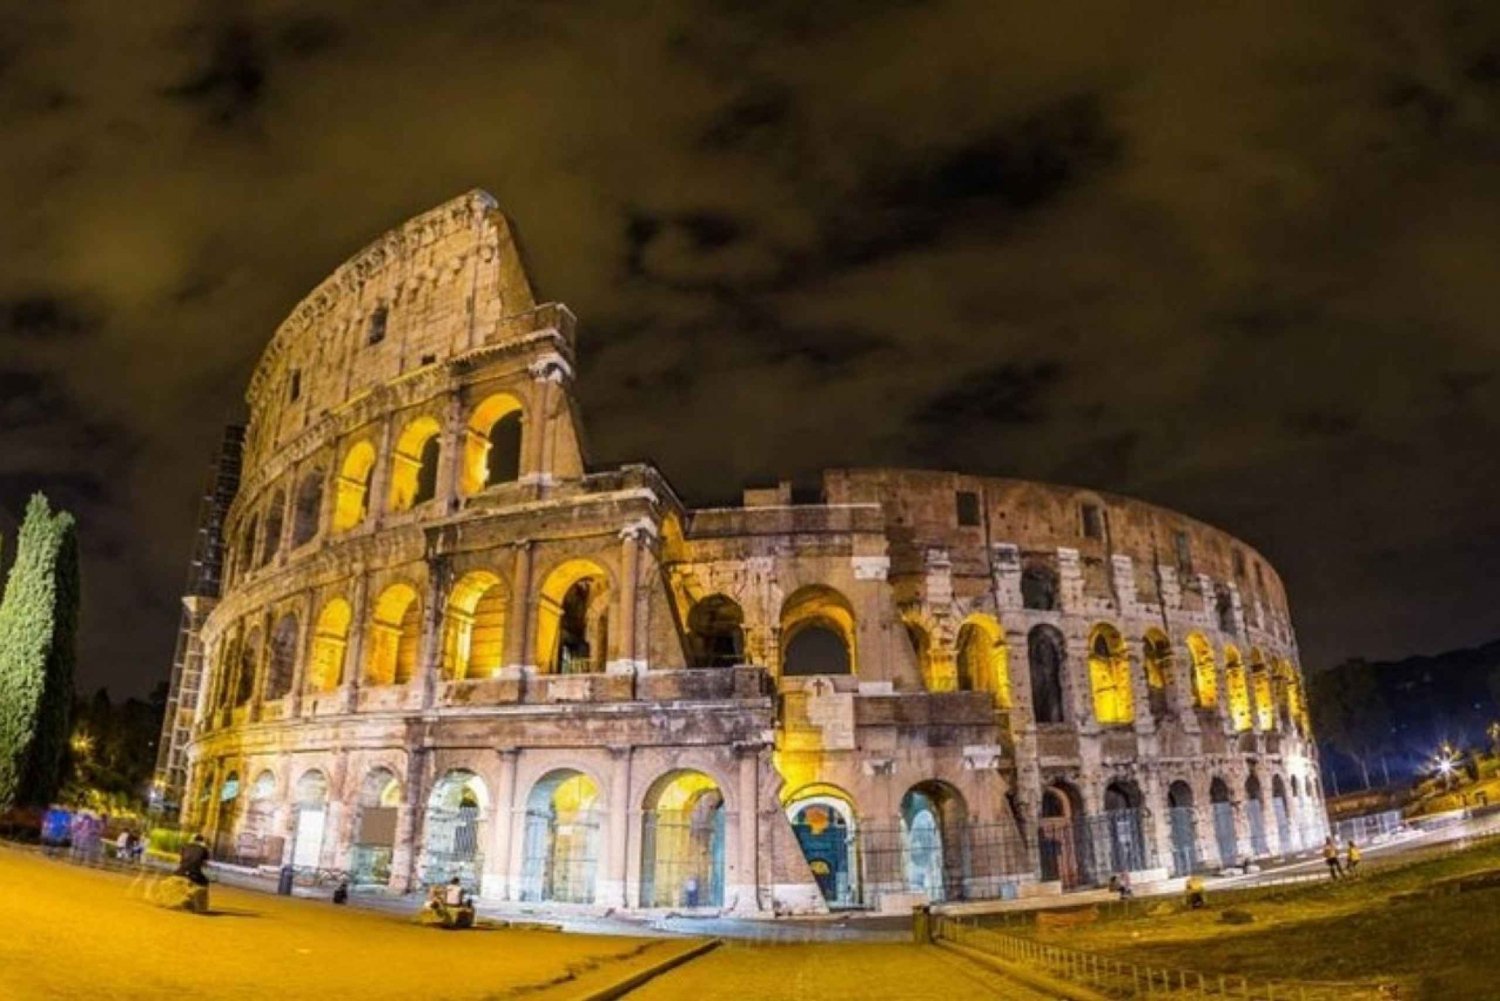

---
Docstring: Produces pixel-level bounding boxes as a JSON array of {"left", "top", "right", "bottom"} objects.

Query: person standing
[
  {"left": 1322, "top": 836, "right": 1343, "bottom": 879},
  {"left": 1345, "top": 840, "right": 1361, "bottom": 876}
]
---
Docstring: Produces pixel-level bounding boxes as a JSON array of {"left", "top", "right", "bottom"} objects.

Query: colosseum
[{"left": 181, "top": 189, "right": 1328, "bottom": 916}]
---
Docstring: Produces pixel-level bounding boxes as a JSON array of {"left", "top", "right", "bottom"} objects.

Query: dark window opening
[
  {"left": 790, "top": 484, "right": 824, "bottom": 505},
  {"left": 1174, "top": 531, "right": 1193, "bottom": 575},
  {"left": 1081, "top": 503, "right": 1104, "bottom": 540},
  {"left": 1233, "top": 549, "right": 1246, "bottom": 577},
  {"left": 289, "top": 370, "right": 301, "bottom": 402},
  {"left": 420, "top": 353, "right": 436, "bottom": 366},
  {"left": 956, "top": 491, "right": 981, "bottom": 527},
  {"left": 412, "top": 437, "right": 441, "bottom": 505},
  {"left": 1028, "top": 626, "right": 1066, "bottom": 723},
  {"left": 1021, "top": 564, "right": 1059, "bottom": 611},
  {"left": 367, "top": 306, "right": 388, "bottom": 345},
  {"left": 291, "top": 470, "right": 324, "bottom": 548},
  {"left": 687, "top": 595, "right": 745, "bottom": 667},
  {"left": 1216, "top": 589, "right": 1236, "bottom": 634},
  {"left": 485, "top": 412, "right": 523, "bottom": 486},
  {"left": 558, "top": 581, "right": 594, "bottom": 673},
  {"left": 783, "top": 625, "right": 851, "bottom": 676}
]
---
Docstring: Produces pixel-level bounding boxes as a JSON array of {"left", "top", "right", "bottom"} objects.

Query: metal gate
[
  {"left": 1272, "top": 797, "right": 1292, "bottom": 855},
  {"left": 789, "top": 806, "right": 858, "bottom": 908},
  {"left": 1212, "top": 802, "right": 1238, "bottom": 867},
  {"left": 420, "top": 804, "right": 482, "bottom": 891},
  {"left": 1167, "top": 806, "right": 1200, "bottom": 877},
  {"left": 641, "top": 809, "right": 725, "bottom": 908},
  {"left": 1247, "top": 799, "right": 1269, "bottom": 858},
  {"left": 520, "top": 808, "right": 600, "bottom": 904}
]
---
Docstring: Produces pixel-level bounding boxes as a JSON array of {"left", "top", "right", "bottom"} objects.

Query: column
[
  {"left": 482, "top": 749, "right": 519, "bottom": 900},
  {"left": 731, "top": 744, "right": 763, "bottom": 913},
  {"left": 1124, "top": 635, "right": 1153, "bottom": 736},
  {"left": 609, "top": 523, "right": 650, "bottom": 675},
  {"left": 390, "top": 748, "right": 429, "bottom": 893},
  {"left": 504, "top": 541, "right": 534, "bottom": 671},
  {"left": 287, "top": 590, "right": 315, "bottom": 718},
  {"left": 600, "top": 746, "right": 632, "bottom": 907},
  {"left": 367, "top": 418, "right": 396, "bottom": 529},
  {"left": 419, "top": 556, "right": 450, "bottom": 709},
  {"left": 341, "top": 570, "right": 370, "bottom": 712},
  {"left": 521, "top": 365, "right": 553, "bottom": 483}
]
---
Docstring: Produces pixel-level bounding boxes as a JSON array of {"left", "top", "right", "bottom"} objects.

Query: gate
[
  {"left": 1167, "top": 806, "right": 1200, "bottom": 876},
  {"left": 1247, "top": 799, "right": 1269, "bottom": 857},
  {"left": 520, "top": 808, "right": 600, "bottom": 903},
  {"left": 350, "top": 805, "right": 398, "bottom": 887},
  {"left": 641, "top": 809, "right": 724, "bottom": 908},
  {"left": 1212, "top": 802, "right": 1237, "bottom": 867},
  {"left": 789, "top": 806, "right": 858, "bottom": 908},
  {"left": 420, "top": 804, "right": 482, "bottom": 891}
]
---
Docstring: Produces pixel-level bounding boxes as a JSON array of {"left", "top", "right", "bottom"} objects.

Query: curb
[
  {"left": 936, "top": 940, "right": 1112, "bottom": 1001},
  {"left": 571, "top": 937, "right": 721, "bottom": 1000}
]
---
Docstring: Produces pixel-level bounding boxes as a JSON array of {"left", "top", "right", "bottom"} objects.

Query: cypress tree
[{"left": 0, "top": 494, "right": 79, "bottom": 809}]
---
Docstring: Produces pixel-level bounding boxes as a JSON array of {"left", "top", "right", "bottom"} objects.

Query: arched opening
[
  {"left": 520, "top": 769, "right": 601, "bottom": 904},
  {"left": 350, "top": 768, "right": 402, "bottom": 888},
  {"left": 641, "top": 770, "right": 726, "bottom": 909},
  {"left": 260, "top": 491, "right": 286, "bottom": 567},
  {"left": 1100, "top": 781, "right": 1150, "bottom": 874},
  {"left": 237, "top": 516, "right": 258, "bottom": 580},
  {"left": 1021, "top": 562, "right": 1059, "bottom": 611},
  {"left": 957, "top": 615, "right": 1010, "bottom": 707},
  {"left": 1186, "top": 633, "right": 1218, "bottom": 709},
  {"left": 1215, "top": 587, "right": 1236, "bottom": 634},
  {"left": 442, "top": 571, "right": 508, "bottom": 681},
  {"left": 535, "top": 560, "right": 610, "bottom": 674},
  {"left": 1209, "top": 777, "right": 1238, "bottom": 868},
  {"left": 1088, "top": 624, "right": 1133, "bottom": 725},
  {"left": 212, "top": 770, "right": 242, "bottom": 858},
  {"left": 306, "top": 598, "right": 351, "bottom": 693},
  {"left": 365, "top": 583, "right": 421, "bottom": 686},
  {"left": 242, "top": 770, "right": 277, "bottom": 853},
  {"left": 420, "top": 770, "right": 486, "bottom": 891},
  {"left": 904, "top": 620, "right": 937, "bottom": 690},
  {"left": 291, "top": 468, "right": 325, "bottom": 548},
  {"left": 1142, "top": 630, "right": 1172, "bottom": 721},
  {"left": 388, "top": 416, "right": 442, "bottom": 512},
  {"left": 1038, "top": 781, "right": 1085, "bottom": 888},
  {"left": 1249, "top": 649, "right": 1274, "bottom": 731},
  {"left": 265, "top": 614, "right": 298, "bottom": 701},
  {"left": 1271, "top": 775, "right": 1293, "bottom": 853},
  {"left": 332, "top": 441, "right": 376, "bottom": 532},
  {"left": 901, "top": 781, "right": 967, "bottom": 902},
  {"left": 786, "top": 788, "right": 859, "bottom": 908},
  {"left": 235, "top": 627, "right": 261, "bottom": 706},
  {"left": 461, "top": 394, "right": 525, "bottom": 493},
  {"left": 1028, "top": 625, "right": 1066, "bottom": 724},
  {"left": 1223, "top": 646, "right": 1252, "bottom": 732},
  {"left": 780, "top": 585, "right": 856, "bottom": 677},
  {"left": 291, "top": 770, "right": 329, "bottom": 869},
  {"left": 1245, "top": 775, "right": 1268, "bottom": 857},
  {"left": 1166, "top": 781, "right": 1199, "bottom": 877},
  {"left": 686, "top": 594, "right": 744, "bottom": 668}
]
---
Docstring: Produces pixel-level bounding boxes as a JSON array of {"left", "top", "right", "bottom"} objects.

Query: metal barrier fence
[
  {"left": 935, "top": 916, "right": 1385, "bottom": 999},
  {"left": 858, "top": 820, "right": 1032, "bottom": 904},
  {"left": 1331, "top": 810, "right": 1404, "bottom": 846}
]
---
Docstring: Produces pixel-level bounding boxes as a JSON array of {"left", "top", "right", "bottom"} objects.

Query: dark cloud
[{"left": 3, "top": 0, "right": 1500, "bottom": 695}]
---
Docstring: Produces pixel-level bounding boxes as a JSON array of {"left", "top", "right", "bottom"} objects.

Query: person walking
[
  {"left": 1345, "top": 840, "right": 1361, "bottom": 876},
  {"left": 1322, "top": 836, "right": 1343, "bottom": 879}
]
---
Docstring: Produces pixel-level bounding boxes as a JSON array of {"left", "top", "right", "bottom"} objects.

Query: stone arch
[
  {"left": 1245, "top": 773, "right": 1269, "bottom": 857},
  {"left": 290, "top": 768, "right": 330, "bottom": 869},
  {"left": 957, "top": 614, "right": 1010, "bottom": 708},
  {"left": 900, "top": 780, "right": 967, "bottom": 902},
  {"left": 1088, "top": 624, "right": 1133, "bottom": 726},
  {"left": 640, "top": 769, "right": 726, "bottom": 908},
  {"left": 1101, "top": 779, "right": 1151, "bottom": 873},
  {"left": 235, "top": 625, "right": 262, "bottom": 706},
  {"left": 902, "top": 617, "right": 938, "bottom": 690},
  {"left": 1209, "top": 776, "right": 1238, "bottom": 867},
  {"left": 1141, "top": 628, "right": 1172, "bottom": 721},
  {"left": 1223, "top": 645, "right": 1251, "bottom": 732},
  {"left": 1215, "top": 586, "right": 1236, "bottom": 634},
  {"left": 1028, "top": 625, "right": 1066, "bottom": 724},
  {"left": 461, "top": 393, "right": 525, "bottom": 493},
  {"left": 1271, "top": 774, "right": 1293, "bottom": 853},
  {"left": 686, "top": 593, "right": 745, "bottom": 668},
  {"left": 1185, "top": 633, "right": 1218, "bottom": 709},
  {"left": 1020, "top": 561, "right": 1059, "bottom": 611},
  {"left": 1165, "top": 779, "right": 1199, "bottom": 876},
  {"left": 236, "top": 515, "right": 258, "bottom": 580},
  {"left": 420, "top": 770, "right": 487, "bottom": 890},
  {"left": 365, "top": 583, "right": 422, "bottom": 686},
  {"left": 350, "top": 766, "right": 403, "bottom": 888},
  {"left": 307, "top": 598, "right": 352, "bottom": 693},
  {"left": 1038, "top": 780, "right": 1086, "bottom": 888},
  {"left": 534, "top": 558, "right": 611, "bottom": 674},
  {"left": 442, "top": 570, "right": 508, "bottom": 681},
  {"left": 291, "top": 468, "right": 325, "bottom": 548},
  {"left": 265, "top": 613, "right": 299, "bottom": 701},
  {"left": 260, "top": 489, "right": 286, "bottom": 567},
  {"left": 332, "top": 440, "right": 376, "bottom": 532},
  {"left": 519, "top": 768, "right": 602, "bottom": 904},
  {"left": 388, "top": 415, "right": 443, "bottom": 512},
  {"left": 780, "top": 585, "right": 856, "bottom": 677},
  {"left": 785, "top": 785, "right": 860, "bottom": 908}
]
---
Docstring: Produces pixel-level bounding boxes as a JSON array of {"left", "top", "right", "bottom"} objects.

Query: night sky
[{"left": 2, "top": 2, "right": 1498, "bottom": 699}]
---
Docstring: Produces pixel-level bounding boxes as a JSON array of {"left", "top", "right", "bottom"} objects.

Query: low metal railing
[{"left": 936, "top": 916, "right": 1389, "bottom": 999}]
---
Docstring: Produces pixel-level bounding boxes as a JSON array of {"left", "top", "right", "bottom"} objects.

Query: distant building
[
  {"left": 151, "top": 424, "right": 243, "bottom": 815},
  {"left": 182, "top": 191, "right": 1327, "bottom": 913}
]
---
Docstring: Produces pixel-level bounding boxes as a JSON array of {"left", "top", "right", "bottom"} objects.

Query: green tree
[
  {"left": 0, "top": 494, "right": 80, "bottom": 809},
  {"left": 1309, "top": 659, "right": 1391, "bottom": 789}
]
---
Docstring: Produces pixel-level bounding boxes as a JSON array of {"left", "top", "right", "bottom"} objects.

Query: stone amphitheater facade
[{"left": 182, "top": 190, "right": 1328, "bottom": 915}]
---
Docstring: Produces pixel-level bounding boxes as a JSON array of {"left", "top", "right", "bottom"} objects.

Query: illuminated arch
[
  {"left": 388, "top": 416, "right": 442, "bottom": 512},
  {"left": 1087, "top": 623, "right": 1133, "bottom": 725},
  {"left": 235, "top": 626, "right": 262, "bottom": 706},
  {"left": 686, "top": 594, "right": 745, "bottom": 668},
  {"left": 260, "top": 490, "right": 286, "bottom": 567},
  {"left": 780, "top": 585, "right": 856, "bottom": 677},
  {"left": 903, "top": 619, "right": 938, "bottom": 690},
  {"left": 365, "top": 583, "right": 422, "bottom": 686},
  {"left": 442, "top": 570, "right": 508, "bottom": 680},
  {"left": 1186, "top": 633, "right": 1218, "bottom": 709},
  {"left": 460, "top": 393, "right": 525, "bottom": 494},
  {"left": 520, "top": 769, "right": 600, "bottom": 904},
  {"left": 332, "top": 441, "right": 376, "bottom": 532},
  {"left": 306, "top": 598, "right": 352, "bottom": 693},
  {"left": 534, "top": 559, "right": 611, "bottom": 673},
  {"left": 1249, "top": 648, "right": 1274, "bottom": 730},
  {"left": 640, "top": 769, "right": 726, "bottom": 908},
  {"left": 956, "top": 614, "right": 1010, "bottom": 708},
  {"left": 1223, "top": 645, "right": 1252, "bottom": 732}
]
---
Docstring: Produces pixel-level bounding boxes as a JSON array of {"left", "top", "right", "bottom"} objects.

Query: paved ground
[
  {"left": 630, "top": 941, "right": 1058, "bottom": 1000},
  {"left": 0, "top": 844, "right": 659, "bottom": 1000}
]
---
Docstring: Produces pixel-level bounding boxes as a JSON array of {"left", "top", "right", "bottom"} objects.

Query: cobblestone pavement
[{"left": 629, "top": 941, "right": 1059, "bottom": 999}]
